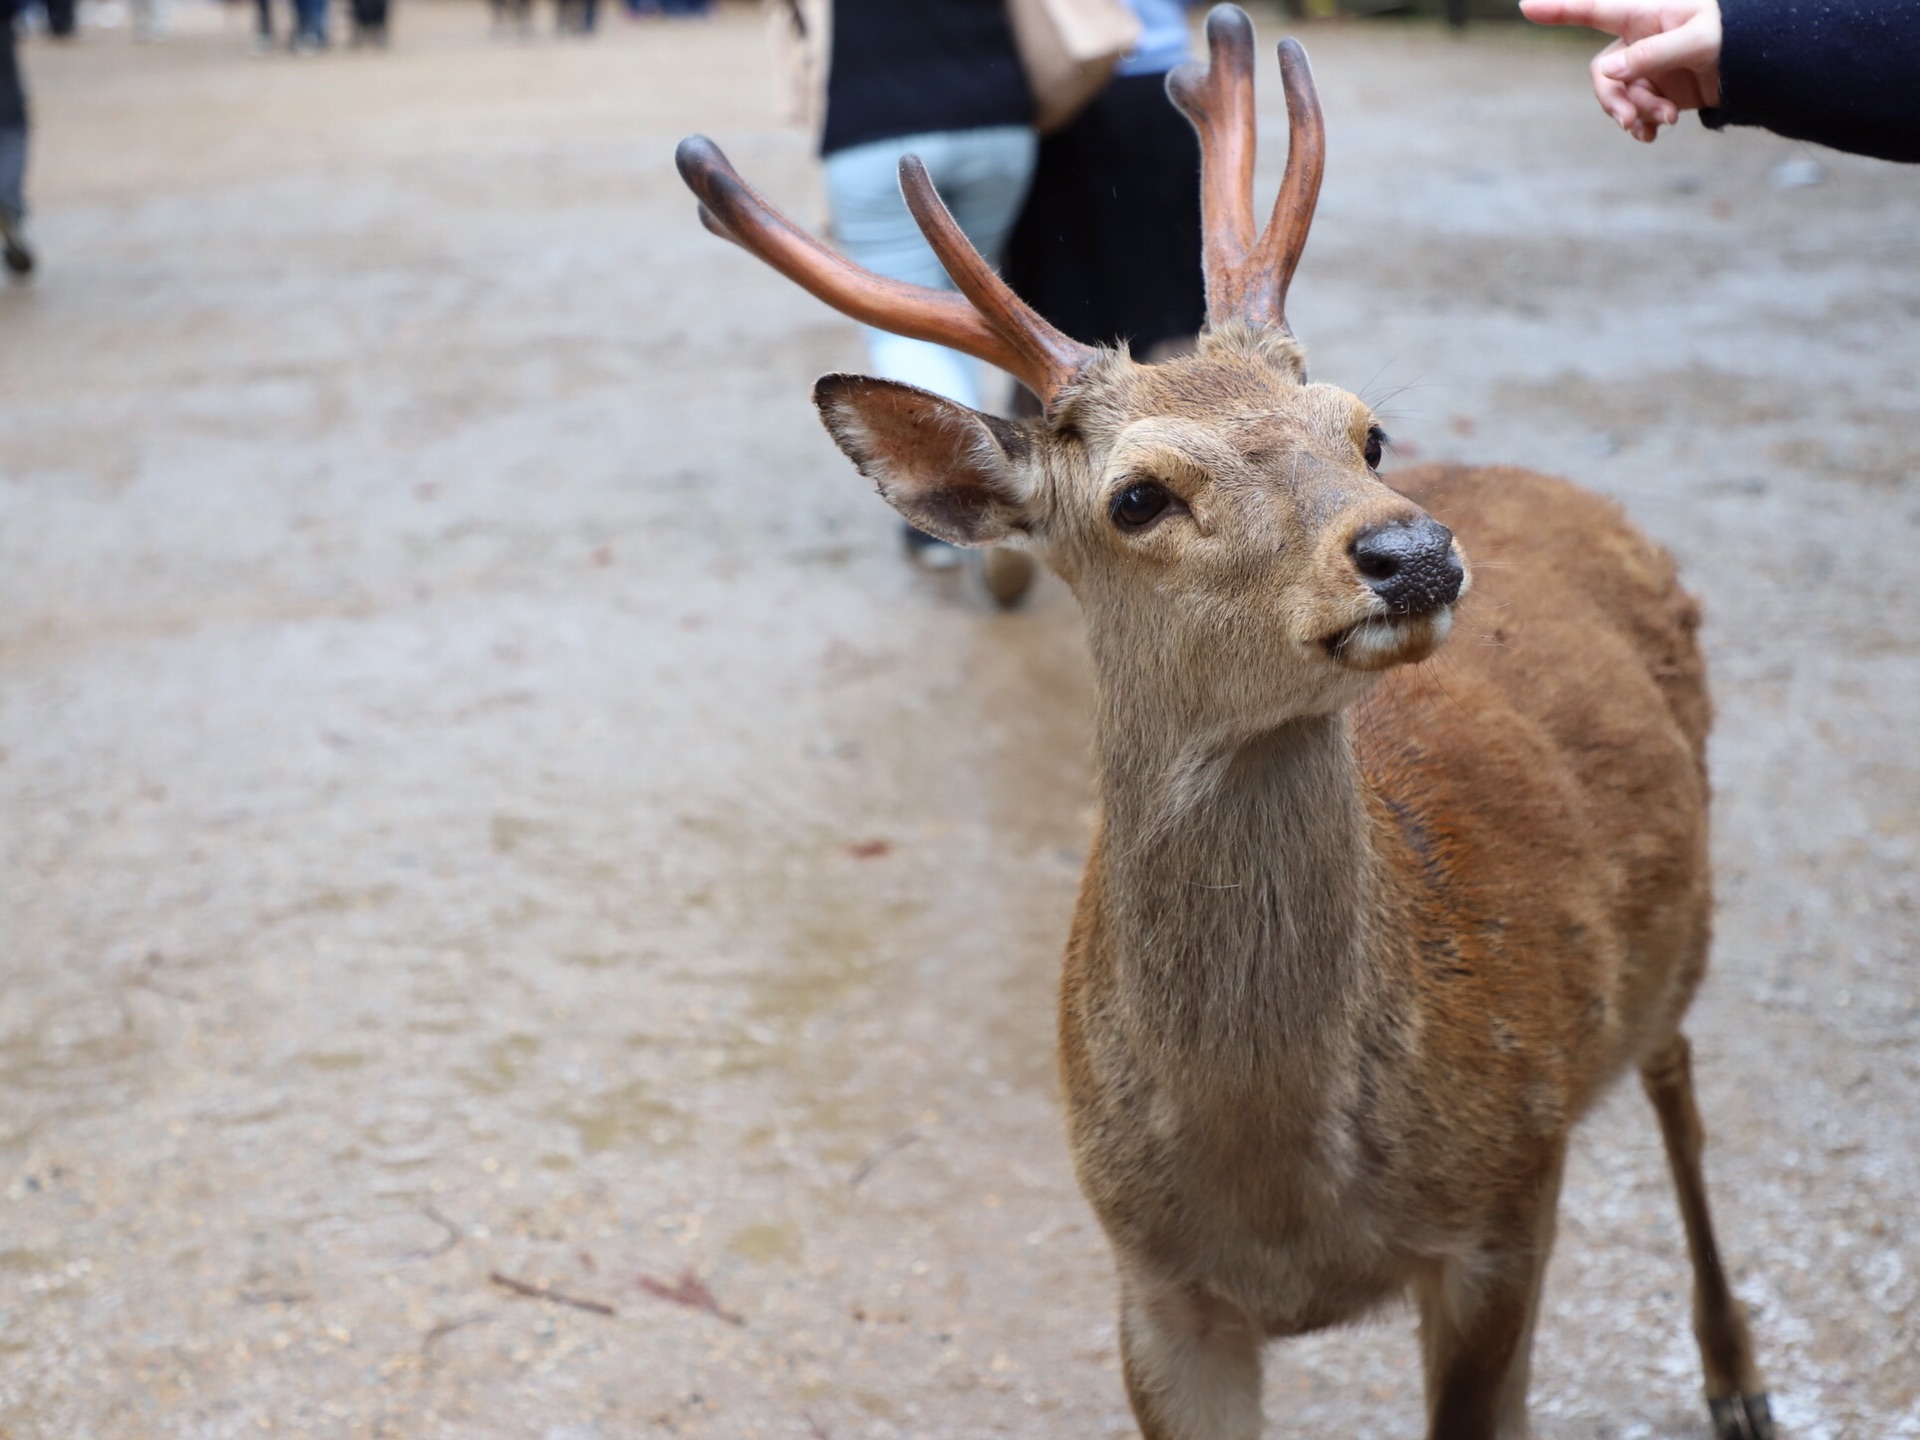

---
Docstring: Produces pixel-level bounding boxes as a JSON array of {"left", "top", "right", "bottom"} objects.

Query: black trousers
[{"left": 1003, "top": 71, "right": 1206, "bottom": 356}]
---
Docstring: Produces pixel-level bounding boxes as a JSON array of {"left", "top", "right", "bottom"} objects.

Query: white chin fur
[{"left": 1339, "top": 607, "right": 1452, "bottom": 667}]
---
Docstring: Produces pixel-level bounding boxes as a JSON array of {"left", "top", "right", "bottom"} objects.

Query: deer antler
[
  {"left": 1166, "top": 6, "right": 1326, "bottom": 335},
  {"left": 675, "top": 136, "right": 1094, "bottom": 408},
  {"left": 1167, "top": 5, "right": 1260, "bottom": 313}
]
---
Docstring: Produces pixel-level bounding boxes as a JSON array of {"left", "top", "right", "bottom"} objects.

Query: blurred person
[
  {"left": 348, "top": 0, "right": 388, "bottom": 45},
  {"left": 1522, "top": 0, "right": 1920, "bottom": 161},
  {"left": 490, "top": 0, "right": 532, "bottom": 34},
  {"left": 2, "top": 0, "right": 31, "bottom": 275},
  {"left": 40, "top": 0, "right": 73, "bottom": 37},
  {"left": 1003, "top": 0, "right": 1203, "bottom": 387},
  {"left": 290, "top": 0, "right": 329, "bottom": 49},
  {"left": 556, "top": 0, "right": 596, "bottom": 33},
  {"left": 777, "top": 0, "right": 1038, "bottom": 579}
]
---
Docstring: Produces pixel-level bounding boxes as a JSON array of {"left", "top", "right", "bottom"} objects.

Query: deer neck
[{"left": 1090, "top": 685, "right": 1382, "bottom": 1073}]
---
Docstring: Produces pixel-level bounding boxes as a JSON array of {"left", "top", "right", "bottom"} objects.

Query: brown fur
[{"left": 810, "top": 326, "right": 1771, "bottom": 1440}]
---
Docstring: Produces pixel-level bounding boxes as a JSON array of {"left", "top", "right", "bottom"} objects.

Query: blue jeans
[
  {"left": 822, "top": 125, "right": 1037, "bottom": 412},
  {"left": 292, "top": 0, "right": 328, "bottom": 42}
]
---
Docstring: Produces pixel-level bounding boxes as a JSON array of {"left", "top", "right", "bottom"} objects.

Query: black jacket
[
  {"left": 821, "top": 0, "right": 1032, "bottom": 157},
  {"left": 1702, "top": 0, "right": 1920, "bottom": 162}
]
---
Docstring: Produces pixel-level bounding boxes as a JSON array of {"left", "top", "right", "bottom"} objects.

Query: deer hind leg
[
  {"left": 1417, "top": 1150, "right": 1564, "bottom": 1440},
  {"left": 1116, "top": 1269, "right": 1263, "bottom": 1440},
  {"left": 1641, "top": 1033, "right": 1774, "bottom": 1440}
]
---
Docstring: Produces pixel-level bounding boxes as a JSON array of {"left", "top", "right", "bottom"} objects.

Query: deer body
[
  {"left": 1061, "top": 459, "right": 1714, "bottom": 1405},
  {"left": 676, "top": 9, "right": 1772, "bottom": 1435}
]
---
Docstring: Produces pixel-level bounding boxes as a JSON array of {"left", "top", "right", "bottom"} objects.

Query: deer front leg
[
  {"left": 1417, "top": 1152, "right": 1565, "bottom": 1440},
  {"left": 1117, "top": 1268, "right": 1263, "bottom": 1440}
]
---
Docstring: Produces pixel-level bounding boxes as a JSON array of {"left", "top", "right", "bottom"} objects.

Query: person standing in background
[
  {"left": 290, "top": 0, "right": 330, "bottom": 50},
  {"left": 348, "top": 0, "right": 389, "bottom": 47},
  {"left": 776, "top": 0, "right": 1040, "bottom": 594},
  {"left": 1003, "top": 0, "right": 1203, "bottom": 379},
  {"left": 1, "top": 0, "right": 32, "bottom": 276}
]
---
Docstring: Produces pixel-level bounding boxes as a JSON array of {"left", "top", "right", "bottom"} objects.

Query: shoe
[
  {"left": 1, "top": 215, "right": 33, "bottom": 277},
  {"left": 901, "top": 522, "right": 965, "bottom": 571}
]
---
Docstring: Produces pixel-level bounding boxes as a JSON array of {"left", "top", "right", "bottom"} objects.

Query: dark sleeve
[{"left": 1700, "top": 0, "right": 1920, "bottom": 163}]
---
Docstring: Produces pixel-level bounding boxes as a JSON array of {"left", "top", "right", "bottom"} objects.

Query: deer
[{"left": 675, "top": 6, "right": 1774, "bottom": 1437}]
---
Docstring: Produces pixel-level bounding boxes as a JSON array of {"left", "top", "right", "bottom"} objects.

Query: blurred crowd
[
  {"left": 0, "top": 0, "right": 725, "bottom": 275},
  {"left": 4, "top": 0, "right": 1914, "bottom": 487}
]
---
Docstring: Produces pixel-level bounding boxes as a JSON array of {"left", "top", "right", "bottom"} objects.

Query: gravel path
[{"left": 1, "top": 4, "right": 1915, "bottom": 1436}]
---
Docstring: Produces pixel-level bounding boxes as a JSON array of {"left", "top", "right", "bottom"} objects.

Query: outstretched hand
[{"left": 1521, "top": 0, "right": 1723, "bottom": 143}]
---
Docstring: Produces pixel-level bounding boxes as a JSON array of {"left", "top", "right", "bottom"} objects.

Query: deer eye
[
  {"left": 1110, "top": 480, "right": 1175, "bottom": 531},
  {"left": 1364, "top": 427, "right": 1386, "bottom": 470}
]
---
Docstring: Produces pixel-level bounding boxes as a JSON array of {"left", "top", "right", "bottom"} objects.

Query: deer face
[
  {"left": 680, "top": 6, "right": 1431, "bottom": 722},
  {"left": 815, "top": 328, "right": 1468, "bottom": 723}
]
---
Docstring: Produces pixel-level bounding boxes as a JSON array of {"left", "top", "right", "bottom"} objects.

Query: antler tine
[
  {"left": 1165, "top": 4, "right": 1259, "bottom": 326},
  {"left": 1240, "top": 38, "right": 1326, "bottom": 334},
  {"left": 674, "top": 135, "right": 1034, "bottom": 390},
  {"left": 895, "top": 156, "right": 1094, "bottom": 407}
]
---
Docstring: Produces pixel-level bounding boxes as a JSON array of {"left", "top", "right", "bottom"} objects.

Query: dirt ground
[{"left": 1, "top": 3, "right": 1916, "bottom": 1437}]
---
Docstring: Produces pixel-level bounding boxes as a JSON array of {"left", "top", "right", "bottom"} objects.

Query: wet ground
[{"left": 1, "top": 3, "right": 1916, "bottom": 1437}]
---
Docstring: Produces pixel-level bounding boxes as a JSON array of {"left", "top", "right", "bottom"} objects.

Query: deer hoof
[
  {"left": 1708, "top": 1391, "right": 1775, "bottom": 1440},
  {"left": 981, "top": 547, "right": 1036, "bottom": 609}
]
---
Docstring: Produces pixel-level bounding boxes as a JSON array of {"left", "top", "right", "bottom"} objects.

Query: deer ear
[{"left": 813, "top": 374, "right": 1036, "bottom": 547}]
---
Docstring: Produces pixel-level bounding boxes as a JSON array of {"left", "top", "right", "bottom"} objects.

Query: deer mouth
[{"left": 1325, "top": 606, "right": 1455, "bottom": 671}]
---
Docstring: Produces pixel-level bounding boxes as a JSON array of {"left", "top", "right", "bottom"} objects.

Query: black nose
[{"left": 1349, "top": 518, "right": 1464, "bottom": 615}]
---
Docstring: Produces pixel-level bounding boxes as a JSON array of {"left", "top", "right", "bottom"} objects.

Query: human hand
[{"left": 1520, "top": 0, "right": 1723, "bottom": 143}]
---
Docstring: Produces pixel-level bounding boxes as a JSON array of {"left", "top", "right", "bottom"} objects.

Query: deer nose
[{"left": 1349, "top": 519, "right": 1464, "bottom": 616}]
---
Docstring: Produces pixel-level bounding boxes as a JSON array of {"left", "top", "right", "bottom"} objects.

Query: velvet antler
[
  {"left": 1166, "top": 5, "right": 1327, "bottom": 335},
  {"left": 674, "top": 136, "right": 1094, "bottom": 408}
]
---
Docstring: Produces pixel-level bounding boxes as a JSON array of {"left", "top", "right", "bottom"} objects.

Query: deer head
[{"left": 676, "top": 4, "right": 1467, "bottom": 734}]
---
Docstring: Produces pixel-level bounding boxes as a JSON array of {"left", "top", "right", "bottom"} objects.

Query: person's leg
[
  {"left": 901, "top": 126, "right": 1042, "bottom": 601},
  {"left": 823, "top": 134, "right": 988, "bottom": 410},
  {"left": 823, "top": 135, "right": 988, "bottom": 567},
  {"left": 292, "top": 0, "right": 327, "bottom": 46},
  {"left": 917, "top": 124, "right": 1038, "bottom": 292},
  {"left": 1, "top": 30, "right": 31, "bottom": 277},
  {"left": 823, "top": 127, "right": 1040, "bottom": 587},
  {"left": 0, "top": 125, "right": 21, "bottom": 220},
  {"left": 1004, "top": 76, "right": 1201, "bottom": 358},
  {"left": 0, "top": 123, "right": 31, "bottom": 277}
]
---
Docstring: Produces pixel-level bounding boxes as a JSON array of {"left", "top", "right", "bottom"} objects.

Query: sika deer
[{"left": 676, "top": 8, "right": 1773, "bottom": 1436}]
